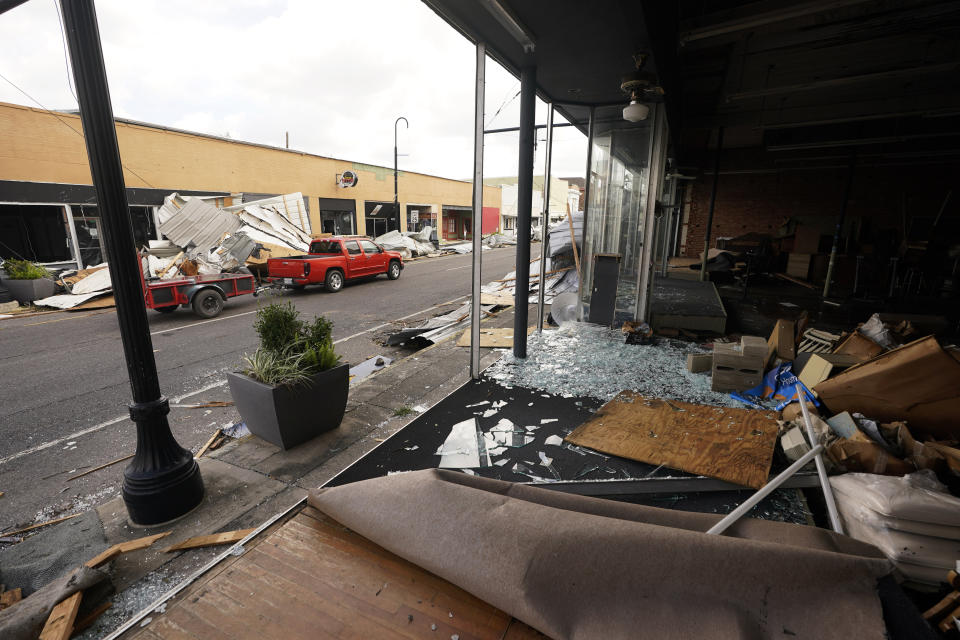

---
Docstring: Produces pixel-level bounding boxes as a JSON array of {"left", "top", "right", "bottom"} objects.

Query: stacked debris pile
[
  {"left": 32, "top": 265, "right": 114, "bottom": 311},
  {"left": 28, "top": 192, "right": 312, "bottom": 311},
  {"left": 374, "top": 228, "right": 437, "bottom": 259},
  {"left": 158, "top": 192, "right": 310, "bottom": 273},
  {"left": 671, "top": 311, "right": 960, "bottom": 585}
]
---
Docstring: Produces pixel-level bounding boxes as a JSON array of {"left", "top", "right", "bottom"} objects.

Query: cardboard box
[
  {"left": 767, "top": 319, "right": 796, "bottom": 362},
  {"left": 833, "top": 332, "right": 884, "bottom": 360},
  {"left": 686, "top": 353, "right": 712, "bottom": 373},
  {"left": 741, "top": 335, "right": 768, "bottom": 359},
  {"left": 711, "top": 368, "right": 764, "bottom": 392},
  {"left": 815, "top": 336, "right": 960, "bottom": 440},
  {"left": 786, "top": 253, "right": 812, "bottom": 279}
]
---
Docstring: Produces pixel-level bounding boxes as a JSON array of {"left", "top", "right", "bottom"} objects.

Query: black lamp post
[
  {"left": 59, "top": 0, "right": 203, "bottom": 525},
  {"left": 394, "top": 116, "right": 408, "bottom": 232}
]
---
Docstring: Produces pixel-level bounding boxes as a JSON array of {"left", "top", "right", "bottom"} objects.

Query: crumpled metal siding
[{"left": 159, "top": 198, "right": 242, "bottom": 253}]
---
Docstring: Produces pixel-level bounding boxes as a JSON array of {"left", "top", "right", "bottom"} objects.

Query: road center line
[
  {"left": 0, "top": 380, "right": 229, "bottom": 467},
  {"left": 149, "top": 310, "right": 258, "bottom": 337},
  {"left": 445, "top": 264, "right": 471, "bottom": 271},
  {"left": 0, "top": 296, "right": 468, "bottom": 467}
]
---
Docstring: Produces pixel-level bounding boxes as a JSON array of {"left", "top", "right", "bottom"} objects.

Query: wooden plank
[
  {"left": 456, "top": 326, "right": 536, "bottom": 348},
  {"left": 2, "top": 513, "right": 81, "bottom": 537},
  {"left": 923, "top": 590, "right": 960, "bottom": 621},
  {"left": 564, "top": 392, "right": 779, "bottom": 489},
  {"left": 0, "top": 587, "right": 22, "bottom": 609},
  {"left": 832, "top": 331, "right": 884, "bottom": 360},
  {"left": 39, "top": 591, "right": 83, "bottom": 640},
  {"left": 67, "top": 454, "right": 133, "bottom": 481},
  {"left": 165, "top": 529, "right": 255, "bottom": 552},
  {"left": 939, "top": 603, "right": 960, "bottom": 633},
  {"left": 774, "top": 272, "right": 816, "bottom": 289},
  {"left": 72, "top": 601, "right": 111, "bottom": 636},
  {"left": 194, "top": 430, "right": 222, "bottom": 459},
  {"left": 85, "top": 531, "right": 172, "bottom": 568}
]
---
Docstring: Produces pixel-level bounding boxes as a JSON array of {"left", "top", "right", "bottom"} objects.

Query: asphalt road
[{"left": 0, "top": 245, "right": 522, "bottom": 531}]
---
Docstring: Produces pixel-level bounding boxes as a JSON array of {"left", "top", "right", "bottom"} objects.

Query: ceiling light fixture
[
  {"left": 620, "top": 53, "right": 662, "bottom": 123},
  {"left": 477, "top": 0, "right": 535, "bottom": 53}
]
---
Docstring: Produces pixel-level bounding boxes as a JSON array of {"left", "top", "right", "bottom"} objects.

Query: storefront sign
[
  {"left": 338, "top": 170, "right": 358, "bottom": 188},
  {"left": 411, "top": 210, "right": 419, "bottom": 223}
]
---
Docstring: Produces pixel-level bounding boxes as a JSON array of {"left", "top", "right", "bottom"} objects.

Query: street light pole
[
  {"left": 59, "top": 0, "right": 203, "bottom": 525},
  {"left": 395, "top": 116, "right": 408, "bottom": 232}
]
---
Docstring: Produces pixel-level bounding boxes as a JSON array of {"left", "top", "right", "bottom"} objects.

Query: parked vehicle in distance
[{"left": 266, "top": 236, "right": 404, "bottom": 293}]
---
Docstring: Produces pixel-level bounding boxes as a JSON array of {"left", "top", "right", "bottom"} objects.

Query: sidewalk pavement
[{"left": 3, "top": 303, "right": 527, "bottom": 636}]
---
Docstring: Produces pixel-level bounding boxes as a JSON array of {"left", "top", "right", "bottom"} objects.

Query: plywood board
[
  {"left": 564, "top": 391, "right": 779, "bottom": 489},
  {"left": 456, "top": 326, "right": 535, "bottom": 348},
  {"left": 67, "top": 295, "right": 115, "bottom": 311},
  {"left": 480, "top": 293, "right": 516, "bottom": 307}
]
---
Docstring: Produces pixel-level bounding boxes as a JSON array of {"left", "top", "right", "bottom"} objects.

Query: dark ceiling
[
  {"left": 677, "top": 0, "right": 960, "bottom": 172},
  {"left": 422, "top": 0, "right": 960, "bottom": 173}
]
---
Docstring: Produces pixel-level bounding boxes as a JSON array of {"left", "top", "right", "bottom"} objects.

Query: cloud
[{"left": 0, "top": 0, "right": 585, "bottom": 180}]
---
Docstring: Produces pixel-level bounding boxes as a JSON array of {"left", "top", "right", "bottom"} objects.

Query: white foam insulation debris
[
  {"left": 374, "top": 229, "right": 437, "bottom": 259},
  {"left": 33, "top": 264, "right": 113, "bottom": 309},
  {"left": 485, "top": 322, "right": 739, "bottom": 406}
]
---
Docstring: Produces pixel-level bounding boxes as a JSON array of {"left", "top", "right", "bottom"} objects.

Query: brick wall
[{"left": 681, "top": 164, "right": 959, "bottom": 257}]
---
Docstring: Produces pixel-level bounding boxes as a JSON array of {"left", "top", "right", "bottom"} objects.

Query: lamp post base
[{"left": 121, "top": 397, "right": 205, "bottom": 526}]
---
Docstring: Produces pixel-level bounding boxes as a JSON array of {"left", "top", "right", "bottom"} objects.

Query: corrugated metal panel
[
  {"left": 159, "top": 198, "right": 242, "bottom": 252},
  {"left": 224, "top": 192, "right": 311, "bottom": 235}
]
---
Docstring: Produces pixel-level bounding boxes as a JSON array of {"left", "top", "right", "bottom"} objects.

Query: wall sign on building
[{"left": 337, "top": 170, "right": 358, "bottom": 188}]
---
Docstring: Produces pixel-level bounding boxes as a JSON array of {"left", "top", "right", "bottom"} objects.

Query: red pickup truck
[{"left": 267, "top": 236, "right": 404, "bottom": 292}]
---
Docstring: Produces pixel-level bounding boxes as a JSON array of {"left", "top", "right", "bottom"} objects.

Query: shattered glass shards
[
  {"left": 512, "top": 461, "right": 555, "bottom": 482},
  {"left": 435, "top": 418, "right": 481, "bottom": 468},
  {"left": 544, "top": 435, "right": 564, "bottom": 446},
  {"left": 485, "top": 419, "right": 535, "bottom": 448},
  {"left": 484, "top": 322, "right": 741, "bottom": 406}
]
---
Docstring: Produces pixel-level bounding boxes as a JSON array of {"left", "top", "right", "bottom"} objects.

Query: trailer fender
[{"left": 184, "top": 284, "right": 227, "bottom": 303}]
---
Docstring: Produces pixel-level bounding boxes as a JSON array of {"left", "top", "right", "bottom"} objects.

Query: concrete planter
[
  {"left": 1, "top": 277, "right": 56, "bottom": 304},
  {"left": 227, "top": 362, "right": 349, "bottom": 450}
]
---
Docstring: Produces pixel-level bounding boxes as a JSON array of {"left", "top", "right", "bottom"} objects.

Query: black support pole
[
  {"left": 60, "top": 0, "right": 203, "bottom": 525},
  {"left": 514, "top": 64, "right": 536, "bottom": 359},
  {"left": 822, "top": 155, "right": 856, "bottom": 299},
  {"left": 699, "top": 126, "right": 724, "bottom": 281}
]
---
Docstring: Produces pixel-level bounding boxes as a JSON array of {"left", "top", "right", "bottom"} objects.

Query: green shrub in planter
[
  {"left": 229, "top": 302, "right": 348, "bottom": 449},
  {"left": 2, "top": 258, "right": 52, "bottom": 280},
  {"left": 1, "top": 258, "right": 56, "bottom": 303}
]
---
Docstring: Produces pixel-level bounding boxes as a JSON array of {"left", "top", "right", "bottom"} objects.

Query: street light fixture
[
  {"left": 394, "top": 116, "right": 408, "bottom": 232},
  {"left": 58, "top": 0, "right": 203, "bottom": 525}
]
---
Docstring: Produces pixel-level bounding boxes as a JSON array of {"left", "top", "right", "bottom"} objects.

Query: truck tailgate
[{"left": 267, "top": 258, "right": 308, "bottom": 278}]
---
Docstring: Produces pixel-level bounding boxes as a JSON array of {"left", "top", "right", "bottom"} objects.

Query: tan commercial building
[{"left": 0, "top": 101, "right": 501, "bottom": 267}]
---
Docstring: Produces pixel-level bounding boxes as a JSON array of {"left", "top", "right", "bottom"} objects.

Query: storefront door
[{"left": 319, "top": 210, "right": 355, "bottom": 236}]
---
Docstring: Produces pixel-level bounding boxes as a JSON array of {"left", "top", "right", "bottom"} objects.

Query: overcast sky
[{"left": 0, "top": 0, "right": 587, "bottom": 182}]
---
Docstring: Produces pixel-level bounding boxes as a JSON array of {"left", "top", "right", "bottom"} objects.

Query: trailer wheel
[
  {"left": 324, "top": 269, "right": 344, "bottom": 293},
  {"left": 154, "top": 305, "right": 177, "bottom": 314},
  {"left": 192, "top": 289, "right": 224, "bottom": 318},
  {"left": 387, "top": 260, "right": 401, "bottom": 280}
]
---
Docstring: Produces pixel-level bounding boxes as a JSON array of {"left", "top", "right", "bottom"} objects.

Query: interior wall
[{"left": 682, "top": 164, "right": 960, "bottom": 258}]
